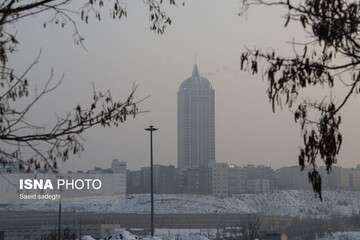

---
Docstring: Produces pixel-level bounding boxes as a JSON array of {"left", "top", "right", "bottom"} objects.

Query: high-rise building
[{"left": 177, "top": 64, "right": 215, "bottom": 170}]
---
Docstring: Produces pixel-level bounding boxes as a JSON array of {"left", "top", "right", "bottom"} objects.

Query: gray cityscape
[
  {"left": 1, "top": 0, "right": 360, "bottom": 240},
  {"left": 1, "top": 64, "right": 360, "bottom": 240}
]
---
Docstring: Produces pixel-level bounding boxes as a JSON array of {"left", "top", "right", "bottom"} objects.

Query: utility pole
[
  {"left": 58, "top": 186, "right": 62, "bottom": 240},
  {"left": 145, "top": 125, "right": 158, "bottom": 237}
]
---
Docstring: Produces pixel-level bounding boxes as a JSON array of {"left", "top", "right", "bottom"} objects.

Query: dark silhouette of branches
[
  {"left": 0, "top": 0, "right": 178, "bottom": 173},
  {"left": 240, "top": 0, "right": 360, "bottom": 200}
]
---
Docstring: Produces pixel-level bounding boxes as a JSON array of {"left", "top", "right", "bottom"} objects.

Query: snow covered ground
[
  {"left": 3, "top": 190, "right": 360, "bottom": 219},
  {"left": 318, "top": 232, "right": 360, "bottom": 240},
  {"left": 103, "top": 230, "right": 209, "bottom": 240},
  {"left": 104, "top": 230, "right": 142, "bottom": 240},
  {"left": 77, "top": 230, "right": 360, "bottom": 240}
]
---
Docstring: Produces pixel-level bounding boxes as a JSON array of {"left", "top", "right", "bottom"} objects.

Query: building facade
[
  {"left": 212, "top": 163, "right": 229, "bottom": 197},
  {"left": 176, "top": 167, "right": 212, "bottom": 194},
  {"left": 177, "top": 64, "right": 215, "bottom": 170},
  {"left": 127, "top": 165, "right": 177, "bottom": 194},
  {"left": 228, "top": 165, "right": 247, "bottom": 194}
]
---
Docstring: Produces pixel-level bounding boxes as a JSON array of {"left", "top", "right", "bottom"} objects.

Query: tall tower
[{"left": 177, "top": 64, "right": 215, "bottom": 170}]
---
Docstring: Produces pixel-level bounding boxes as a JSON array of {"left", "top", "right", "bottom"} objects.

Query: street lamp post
[
  {"left": 58, "top": 186, "right": 62, "bottom": 240},
  {"left": 145, "top": 125, "right": 158, "bottom": 237}
]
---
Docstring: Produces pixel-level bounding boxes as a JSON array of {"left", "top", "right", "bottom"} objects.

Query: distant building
[
  {"left": 86, "top": 159, "right": 126, "bottom": 175},
  {"left": 177, "top": 167, "right": 212, "bottom": 194},
  {"left": 153, "top": 165, "right": 176, "bottom": 193},
  {"left": 276, "top": 165, "right": 355, "bottom": 191},
  {"left": 222, "top": 164, "right": 275, "bottom": 195},
  {"left": 336, "top": 167, "right": 351, "bottom": 190},
  {"left": 241, "top": 165, "right": 275, "bottom": 193},
  {"left": 247, "top": 178, "right": 271, "bottom": 193},
  {"left": 127, "top": 170, "right": 143, "bottom": 193},
  {"left": 212, "top": 163, "right": 229, "bottom": 197},
  {"left": 177, "top": 168, "right": 200, "bottom": 194},
  {"left": 177, "top": 64, "right": 215, "bottom": 170},
  {"left": 111, "top": 159, "right": 127, "bottom": 174},
  {"left": 127, "top": 165, "right": 177, "bottom": 194},
  {"left": 350, "top": 167, "right": 360, "bottom": 190},
  {"left": 228, "top": 165, "right": 246, "bottom": 195},
  {"left": 275, "top": 166, "right": 311, "bottom": 190}
]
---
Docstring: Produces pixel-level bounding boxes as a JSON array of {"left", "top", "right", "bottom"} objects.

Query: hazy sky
[{"left": 11, "top": 0, "right": 360, "bottom": 171}]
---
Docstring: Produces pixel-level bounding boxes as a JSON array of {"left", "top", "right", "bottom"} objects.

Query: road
[{"left": 0, "top": 211, "right": 294, "bottom": 231}]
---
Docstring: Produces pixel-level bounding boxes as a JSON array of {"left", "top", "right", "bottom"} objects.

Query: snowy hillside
[
  {"left": 3, "top": 190, "right": 360, "bottom": 219},
  {"left": 104, "top": 230, "right": 141, "bottom": 240},
  {"left": 93, "top": 230, "right": 209, "bottom": 240},
  {"left": 318, "top": 232, "right": 360, "bottom": 240}
]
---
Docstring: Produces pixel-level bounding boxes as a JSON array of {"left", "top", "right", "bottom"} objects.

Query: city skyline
[
  {"left": 10, "top": 0, "right": 360, "bottom": 172},
  {"left": 2, "top": 0, "right": 360, "bottom": 239}
]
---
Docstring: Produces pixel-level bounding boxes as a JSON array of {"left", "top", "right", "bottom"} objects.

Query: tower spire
[
  {"left": 192, "top": 63, "right": 200, "bottom": 79},
  {"left": 192, "top": 54, "right": 200, "bottom": 81}
]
